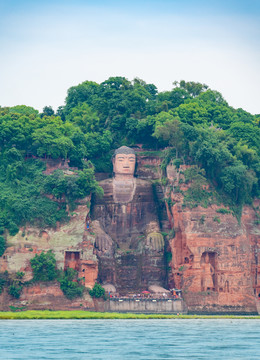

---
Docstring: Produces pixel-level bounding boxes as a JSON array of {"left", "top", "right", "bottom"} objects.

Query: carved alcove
[
  {"left": 64, "top": 251, "right": 80, "bottom": 271},
  {"left": 200, "top": 251, "right": 217, "bottom": 291}
]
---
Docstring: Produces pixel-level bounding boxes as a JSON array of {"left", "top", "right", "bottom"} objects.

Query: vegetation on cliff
[
  {"left": 30, "top": 250, "right": 58, "bottom": 282},
  {"left": 0, "top": 236, "right": 6, "bottom": 257},
  {"left": 29, "top": 251, "right": 85, "bottom": 299},
  {"left": 0, "top": 252, "right": 85, "bottom": 300},
  {"left": 0, "top": 77, "right": 259, "bottom": 235},
  {"left": 88, "top": 283, "right": 106, "bottom": 299},
  {"left": 59, "top": 268, "right": 85, "bottom": 300}
]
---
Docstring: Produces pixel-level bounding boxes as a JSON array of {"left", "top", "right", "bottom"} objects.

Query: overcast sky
[{"left": 0, "top": 0, "right": 259, "bottom": 114}]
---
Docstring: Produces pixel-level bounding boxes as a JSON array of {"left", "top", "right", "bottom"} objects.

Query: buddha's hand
[
  {"left": 92, "top": 220, "right": 113, "bottom": 253},
  {"left": 146, "top": 232, "right": 164, "bottom": 251},
  {"left": 95, "top": 233, "right": 113, "bottom": 252}
]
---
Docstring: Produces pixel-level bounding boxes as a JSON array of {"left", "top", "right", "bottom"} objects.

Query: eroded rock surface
[
  {"left": 166, "top": 164, "right": 260, "bottom": 314},
  {"left": 91, "top": 177, "right": 166, "bottom": 293},
  {"left": 91, "top": 147, "right": 166, "bottom": 294},
  {"left": 0, "top": 197, "right": 98, "bottom": 310}
]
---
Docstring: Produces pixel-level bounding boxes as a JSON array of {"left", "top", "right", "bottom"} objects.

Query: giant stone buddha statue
[{"left": 91, "top": 146, "right": 166, "bottom": 293}]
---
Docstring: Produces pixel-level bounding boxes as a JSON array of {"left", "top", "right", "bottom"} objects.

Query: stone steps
[{"left": 154, "top": 184, "right": 169, "bottom": 223}]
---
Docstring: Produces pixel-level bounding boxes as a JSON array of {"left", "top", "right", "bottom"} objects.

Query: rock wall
[
  {"left": 0, "top": 283, "right": 95, "bottom": 311},
  {"left": 0, "top": 197, "right": 98, "bottom": 310},
  {"left": 105, "top": 298, "right": 185, "bottom": 314},
  {"left": 1, "top": 154, "right": 259, "bottom": 314},
  {"left": 166, "top": 164, "right": 260, "bottom": 314}
]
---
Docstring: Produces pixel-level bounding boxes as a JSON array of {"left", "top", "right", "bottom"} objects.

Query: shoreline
[{"left": 0, "top": 310, "right": 259, "bottom": 320}]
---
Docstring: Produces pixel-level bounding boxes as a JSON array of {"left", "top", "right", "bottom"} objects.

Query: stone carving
[
  {"left": 201, "top": 252, "right": 215, "bottom": 291},
  {"left": 91, "top": 146, "right": 165, "bottom": 293}
]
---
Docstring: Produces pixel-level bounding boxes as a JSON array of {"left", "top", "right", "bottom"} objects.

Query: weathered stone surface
[
  {"left": 91, "top": 149, "right": 166, "bottom": 293},
  {"left": 0, "top": 197, "right": 98, "bottom": 290},
  {"left": 1, "top": 155, "right": 259, "bottom": 313},
  {"left": 0, "top": 283, "right": 95, "bottom": 311},
  {"left": 135, "top": 154, "right": 161, "bottom": 180},
  {"left": 92, "top": 178, "right": 166, "bottom": 293},
  {"left": 92, "top": 178, "right": 160, "bottom": 247},
  {"left": 166, "top": 164, "right": 260, "bottom": 313}
]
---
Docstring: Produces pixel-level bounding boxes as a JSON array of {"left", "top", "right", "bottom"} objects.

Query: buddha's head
[{"left": 113, "top": 146, "right": 136, "bottom": 177}]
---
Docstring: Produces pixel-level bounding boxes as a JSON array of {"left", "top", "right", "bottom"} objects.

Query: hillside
[{"left": 0, "top": 77, "right": 259, "bottom": 313}]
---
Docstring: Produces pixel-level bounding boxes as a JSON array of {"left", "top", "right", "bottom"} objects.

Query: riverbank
[{"left": 0, "top": 310, "right": 260, "bottom": 320}]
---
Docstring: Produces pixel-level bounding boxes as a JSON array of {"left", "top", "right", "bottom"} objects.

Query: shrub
[
  {"left": 16, "top": 271, "right": 25, "bottom": 279},
  {"left": 173, "top": 158, "right": 183, "bottom": 169},
  {"left": 199, "top": 215, "right": 205, "bottom": 224},
  {"left": 8, "top": 222, "right": 19, "bottom": 236},
  {"left": 0, "top": 236, "right": 6, "bottom": 257},
  {"left": 165, "top": 251, "right": 172, "bottom": 264},
  {"left": 161, "top": 177, "right": 168, "bottom": 186},
  {"left": 216, "top": 208, "right": 231, "bottom": 214},
  {"left": 88, "top": 283, "right": 105, "bottom": 299},
  {"left": 59, "top": 268, "right": 84, "bottom": 300},
  {"left": 0, "top": 273, "right": 6, "bottom": 294},
  {"left": 8, "top": 283, "right": 23, "bottom": 299},
  {"left": 213, "top": 216, "right": 221, "bottom": 223},
  {"left": 30, "top": 250, "right": 57, "bottom": 282}
]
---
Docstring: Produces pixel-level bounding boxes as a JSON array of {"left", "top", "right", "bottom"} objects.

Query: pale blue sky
[{"left": 0, "top": 0, "right": 259, "bottom": 114}]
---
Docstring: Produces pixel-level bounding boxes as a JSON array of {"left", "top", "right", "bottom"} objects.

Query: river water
[{"left": 0, "top": 319, "right": 259, "bottom": 359}]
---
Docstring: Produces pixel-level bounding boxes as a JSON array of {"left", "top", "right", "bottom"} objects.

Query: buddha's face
[{"left": 113, "top": 153, "right": 136, "bottom": 176}]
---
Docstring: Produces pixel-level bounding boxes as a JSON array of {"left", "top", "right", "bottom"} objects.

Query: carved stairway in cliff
[{"left": 154, "top": 184, "right": 170, "bottom": 233}]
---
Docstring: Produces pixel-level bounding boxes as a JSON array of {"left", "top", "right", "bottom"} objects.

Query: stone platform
[{"left": 104, "top": 298, "right": 186, "bottom": 314}]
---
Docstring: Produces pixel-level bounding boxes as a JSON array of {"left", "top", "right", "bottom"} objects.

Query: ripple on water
[{"left": 0, "top": 319, "right": 260, "bottom": 359}]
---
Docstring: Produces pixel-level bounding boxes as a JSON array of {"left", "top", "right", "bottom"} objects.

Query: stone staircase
[{"left": 154, "top": 184, "right": 170, "bottom": 233}]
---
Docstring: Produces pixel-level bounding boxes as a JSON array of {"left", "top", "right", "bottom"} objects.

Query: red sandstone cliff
[
  {"left": 166, "top": 164, "right": 260, "bottom": 314},
  {"left": 0, "top": 197, "right": 98, "bottom": 311},
  {"left": 0, "top": 155, "right": 259, "bottom": 314}
]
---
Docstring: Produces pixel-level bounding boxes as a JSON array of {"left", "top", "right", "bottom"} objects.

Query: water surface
[{"left": 0, "top": 319, "right": 259, "bottom": 359}]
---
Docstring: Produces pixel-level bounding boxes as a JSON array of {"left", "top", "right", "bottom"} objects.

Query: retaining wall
[{"left": 104, "top": 298, "right": 186, "bottom": 314}]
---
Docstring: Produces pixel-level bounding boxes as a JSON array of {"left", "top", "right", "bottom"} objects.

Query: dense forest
[{"left": 0, "top": 77, "right": 259, "bottom": 238}]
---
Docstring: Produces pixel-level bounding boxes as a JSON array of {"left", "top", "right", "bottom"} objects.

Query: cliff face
[
  {"left": 0, "top": 155, "right": 259, "bottom": 313},
  {"left": 0, "top": 197, "right": 98, "bottom": 310},
  {"left": 166, "top": 164, "right": 260, "bottom": 314}
]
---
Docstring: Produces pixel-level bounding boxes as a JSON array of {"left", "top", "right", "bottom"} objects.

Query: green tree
[
  {"left": 89, "top": 283, "right": 105, "bottom": 298},
  {"left": 0, "top": 236, "right": 6, "bottom": 257},
  {"left": 220, "top": 162, "right": 257, "bottom": 204},
  {"left": 59, "top": 268, "right": 84, "bottom": 299},
  {"left": 8, "top": 283, "right": 23, "bottom": 299},
  {"left": 174, "top": 80, "right": 208, "bottom": 98},
  {"left": 30, "top": 250, "right": 57, "bottom": 282},
  {"left": 41, "top": 106, "right": 55, "bottom": 117},
  {"left": 153, "top": 118, "right": 184, "bottom": 158},
  {"left": 65, "top": 103, "right": 100, "bottom": 133}
]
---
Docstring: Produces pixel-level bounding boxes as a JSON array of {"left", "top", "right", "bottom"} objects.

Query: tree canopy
[{"left": 0, "top": 76, "right": 259, "bottom": 235}]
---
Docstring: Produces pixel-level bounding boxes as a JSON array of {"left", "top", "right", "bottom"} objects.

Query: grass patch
[{"left": 0, "top": 311, "right": 259, "bottom": 320}]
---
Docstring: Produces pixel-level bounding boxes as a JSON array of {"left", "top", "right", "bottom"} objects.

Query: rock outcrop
[
  {"left": 0, "top": 153, "right": 259, "bottom": 314},
  {"left": 0, "top": 197, "right": 98, "bottom": 310},
  {"left": 166, "top": 164, "right": 260, "bottom": 314}
]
